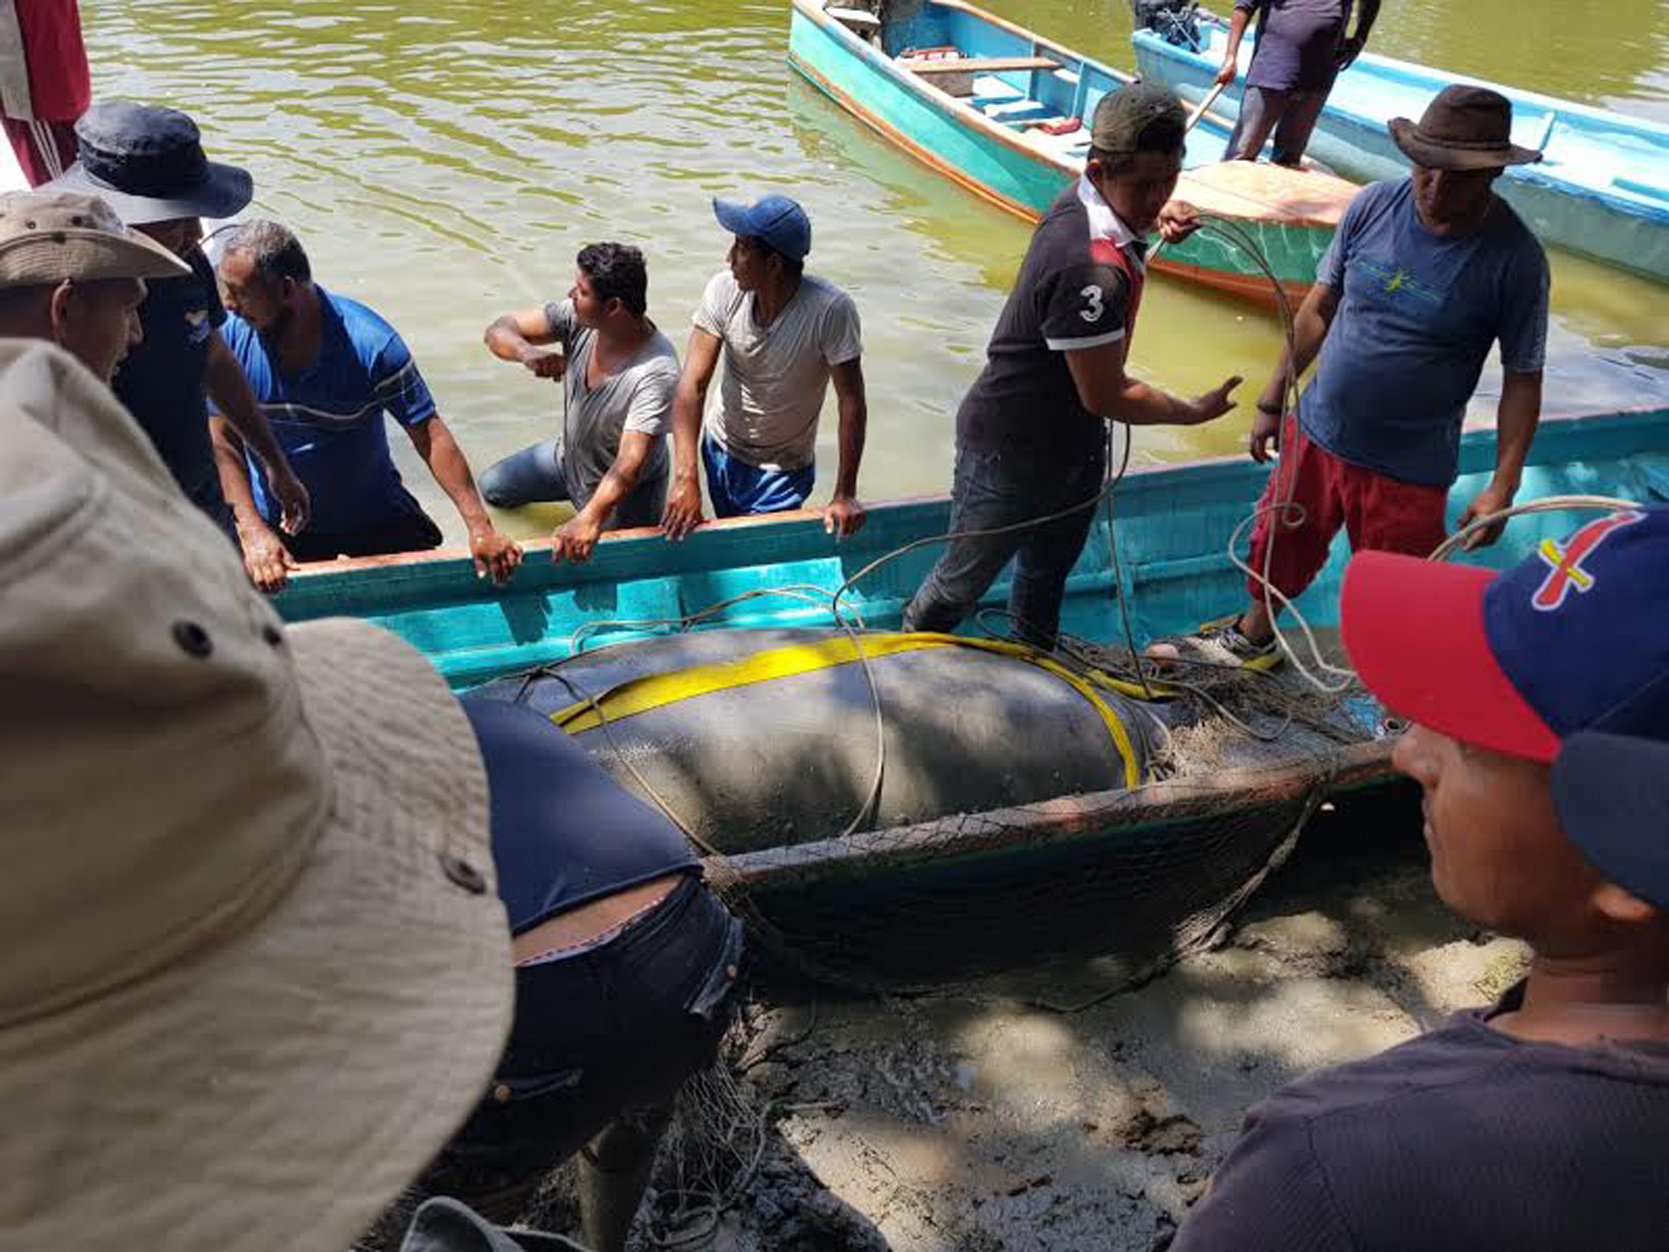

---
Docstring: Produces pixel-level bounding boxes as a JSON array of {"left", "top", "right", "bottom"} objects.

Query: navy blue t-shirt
[
  {"left": 461, "top": 696, "right": 698, "bottom": 935},
  {"left": 1236, "top": 0, "right": 1348, "bottom": 92},
  {"left": 1299, "top": 179, "right": 1549, "bottom": 487},
  {"left": 219, "top": 287, "right": 436, "bottom": 538},
  {"left": 114, "top": 243, "right": 229, "bottom": 521}
]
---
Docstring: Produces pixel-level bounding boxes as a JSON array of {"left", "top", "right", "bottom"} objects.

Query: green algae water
[{"left": 88, "top": 0, "right": 1669, "bottom": 540}]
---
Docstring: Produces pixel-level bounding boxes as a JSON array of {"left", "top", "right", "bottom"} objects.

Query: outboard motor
[{"left": 1131, "top": 0, "right": 1204, "bottom": 51}]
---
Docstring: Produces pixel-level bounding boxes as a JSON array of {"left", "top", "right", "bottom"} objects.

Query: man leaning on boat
[
  {"left": 1159, "top": 85, "right": 1550, "bottom": 669},
  {"left": 902, "top": 82, "right": 1241, "bottom": 649}
]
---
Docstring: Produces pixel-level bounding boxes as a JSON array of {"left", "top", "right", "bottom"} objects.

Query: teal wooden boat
[
  {"left": 274, "top": 406, "right": 1669, "bottom": 984},
  {"left": 787, "top": 0, "right": 1359, "bottom": 311},
  {"left": 1131, "top": 10, "right": 1669, "bottom": 284}
]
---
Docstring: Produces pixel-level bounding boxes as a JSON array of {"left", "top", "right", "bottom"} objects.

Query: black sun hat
[
  {"left": 46, "top": 100, "right": 253, "bottom": 225},
  {"left": 1388, "top": 85, "right": 1543, "bottom": 171}
]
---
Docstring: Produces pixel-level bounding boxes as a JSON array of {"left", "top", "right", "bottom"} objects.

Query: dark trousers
[
  {"left": 425, "top": 875, "right": 744, "bottom": 1214},
  {"left": 903, "top": 439, "right": 1106, "bottom": 648},
  {"left": 281, "top": 497, "right": 443, "bottom": 562},
  {"left": 1225, "top": 84, "right": 1331, "bottom": 166},
  {"left": 479, "top": 437, "right": 667, "bottom": 531}
]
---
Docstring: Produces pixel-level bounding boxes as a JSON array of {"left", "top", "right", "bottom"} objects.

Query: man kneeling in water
[{"left": 413, "top": 696, "right": 744, "bottom": 1252}]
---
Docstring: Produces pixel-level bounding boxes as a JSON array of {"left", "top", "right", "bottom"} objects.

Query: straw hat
[
  {"left": 0, "top": 342, "right": 514, "bottom": 1252},
  {"left": 0, "top": 189, "right": 190, "bottom": 289}
]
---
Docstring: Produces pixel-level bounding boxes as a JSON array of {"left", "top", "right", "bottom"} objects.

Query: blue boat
[
  {"left": 272, "top": 406, "right": 1669, "bottom": 984},
  {"left": 787, "top": 0, "right": 1360, "bottom": 310},
  {"left": 1131, "top": 11, "right": 1669, "bottom": 284}
]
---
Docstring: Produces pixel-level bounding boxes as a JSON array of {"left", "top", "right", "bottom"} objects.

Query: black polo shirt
[
  {"left": 114, "top": 243, "right": 231, "bottom": 525},
  {"left": 957, "top": 176, "right": 1143, "bottom": 457}
]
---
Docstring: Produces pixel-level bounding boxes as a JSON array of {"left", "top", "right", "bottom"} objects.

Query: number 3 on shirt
[{"left": 1079, "top": 285, "right": 1104, "bottom": 323}]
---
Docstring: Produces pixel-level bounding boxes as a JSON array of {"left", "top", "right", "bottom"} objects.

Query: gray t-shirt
[
  {"left": 694, "top": 270, "right": 863, "bottom": 472},
  {"left": 543, "top": 300, "right": 677, "bottom": 512}
]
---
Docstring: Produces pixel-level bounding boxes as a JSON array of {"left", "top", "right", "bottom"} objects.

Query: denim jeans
[
  {"left": 479, "top": 438, "right": 666, "bottom": 531},
  {"left": 903, "top": 438, "right": 1106, "bottom": 648},
  {"left": 424, "top": 875, "right": 744, "bottom": 1213}
]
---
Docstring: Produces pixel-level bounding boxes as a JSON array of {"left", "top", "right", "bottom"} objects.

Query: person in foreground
[
  {"left": 1159, "top": 85, "right": 1549, "bottom": 669},
  {"left": 1169, "top": 506, "right": 1669, "bottom": 1252},
  {"left": 0, "top": 337, "right": 515, "bottom": 1252},
  {"left": 0, "top": 338, "right": 741, "bottom": 1252},
  {"left": 0, "top": 188, "right": 188, "bottom": 378},
  {"left": 481, "top": 242, "right": 678, "bottom": 562},
  {"left": 45, "top": 99, "right": 309, "bottom": 536},
  {"left": 901, "top": 82, "right": 1241, "bottom": 649},
  {"left": 213, "top": 219, "right": 521, "bottom": 591},
  {"left": 1217, "top": 0, "right": 1380, "bottom": 166},
  {"left": 660, "top": 193, "right": 868, "bottom": 539}
]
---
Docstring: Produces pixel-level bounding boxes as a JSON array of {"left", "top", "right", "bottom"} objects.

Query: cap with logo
[
  {"left": 712, "top": 193, "right": 812, "bottom": 260},
  {"left": 0, "top": 340, "right": 513, "bottom": 1252},
  {"left": 0, "top": 189, "right": 189, "bottom": 289}
]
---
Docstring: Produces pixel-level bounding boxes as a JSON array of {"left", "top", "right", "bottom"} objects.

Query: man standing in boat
[
  {"left": 1161, "top": 86, "right": 1548, "bottom": 669},
  {"left": 1217, "top": 0, "right": 1381, "bottom": 167},
  {"left": 480, "top": 242, "right": 679, "bottom": 562},
  {"left": 901, "top": 82, "right": 1241, "bottom": 649},
  {"left": 660, "top": 194, "right": 869, "bottom": 539},
  {"left": 210, "top": 219, "right": 522, "bottom": 592}
]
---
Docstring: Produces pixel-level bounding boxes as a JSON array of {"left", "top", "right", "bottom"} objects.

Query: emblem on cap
[{"left": 1531, "top": 511, "right": 1645, "bottom": 612}]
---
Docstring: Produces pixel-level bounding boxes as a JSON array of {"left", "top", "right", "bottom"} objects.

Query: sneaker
[{"left": 1145, "top": 614, "right": 1284, "bottom": 672}]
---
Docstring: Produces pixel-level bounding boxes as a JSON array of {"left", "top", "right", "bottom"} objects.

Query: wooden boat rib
[
  {"left": 788, "top": 0, "right": 1359, "bottom": 311},
  {"left": 1132, "top": 12, "right": 1669, "bottom": 283}
]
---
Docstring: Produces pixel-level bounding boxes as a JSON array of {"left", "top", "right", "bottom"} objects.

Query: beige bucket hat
[
  {"left": 0, "top": 189, "right": 191, "bottom": 288},
  {"left": 0, "top": 343, "right": 513, "bottom": 1252}
]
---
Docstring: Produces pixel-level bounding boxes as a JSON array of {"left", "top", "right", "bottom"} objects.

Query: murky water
[{"left": 88, "top": 0, "right": 1669, "bottom": 540}]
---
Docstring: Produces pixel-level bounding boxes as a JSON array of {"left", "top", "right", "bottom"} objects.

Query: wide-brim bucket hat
[
  {"left": 45, "top": 98, "right": 254, "bottom": 224},
  {"left": 1389, "top": 84, "right": 1542, "bottom": 170},
  {"left": 0, "top": 189, "right": 190, "bottom": 287},
  {"left": 0, "top": 341, "right": 514, "bottom": 1252}
]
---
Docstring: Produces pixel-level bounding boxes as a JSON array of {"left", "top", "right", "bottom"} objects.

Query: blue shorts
[{"left": 702, "top": 433, "right": 814, "bottom": 517}]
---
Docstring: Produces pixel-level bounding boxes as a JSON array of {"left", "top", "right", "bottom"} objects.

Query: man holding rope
[
  {"left": 1159, "top": 85, "right": 1549, "bottom": 669},
  {"left": 902, "top": 82, "right": 1240, "bottom": 649}
]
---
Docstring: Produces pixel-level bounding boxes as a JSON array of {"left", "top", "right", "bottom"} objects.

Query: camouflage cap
[{"left": 1091, "top": 81, "right": 1187, "bottom": 155}]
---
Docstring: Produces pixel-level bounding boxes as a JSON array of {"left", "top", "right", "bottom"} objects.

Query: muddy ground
[{"left": 523, "top": 790, "right": 1529, "bottom": 1251}]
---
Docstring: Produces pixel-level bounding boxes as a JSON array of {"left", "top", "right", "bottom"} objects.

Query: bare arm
[
  {"left": 824, "top": 358, "right": 868, "bottom": 537},
  {"left": 1347, "top": 0, "right": 1380, "bottom": 56},
  {"left": 483, "top": 306, "right": 567, "bottom": 380},
  {"left": 1246, "top": 282, "right": 1341, "bottom": 461},
  {"left": 1065, "top": 342, "right": 1241, "bottom": 428},
  {"left": 661, "top": 327, "right": 723, "bottom": 540},
  {"left": 1458, "top": 370, "right": 1543, "bottom": 550},
  {"left": 210, "top": 414, "right": 297, "bottom": 593},
  {"left": 404, "top": 414, "right": 524, "bottom": 582},
  {"left": 205, "top": 330, "right": 309, "bottom": 533},
  {"left": 550, "top": 430, "right": 655, "bottom": 564},
  {"left": 1217, "top": 5, "right": 1255, "bottom": 84}
]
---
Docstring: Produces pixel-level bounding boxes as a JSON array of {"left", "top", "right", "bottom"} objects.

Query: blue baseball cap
[
  {"left": 1553, "top": 732, "right": 1669, "bottom": 909},
  {"left": 1341, "top": 506, "right": 1669, "bottom": 762},
  {"left": 712, "top": 194, "right": 811, "bottom": 260}
]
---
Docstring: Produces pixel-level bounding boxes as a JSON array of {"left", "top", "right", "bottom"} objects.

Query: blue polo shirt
[
  {"left": 1299, "top": 179, "right": 1549, "bottom": 488},
  {"left": 219, "top": 287, "right": 437, "bottom": 536}
]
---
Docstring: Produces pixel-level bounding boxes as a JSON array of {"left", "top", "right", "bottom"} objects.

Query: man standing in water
[
  {"left": 46, "top": 100, "right": 309, "bottom": 537},
  {"left": 1217, "top": 0, "right": 1381, "bottom": 166},
  {"left": 1169, "top": 509, "right": 1669, "bottom": 1250},
  {"left": 901, "top": 82, "right": 1241, "bottom": 648},
  {"left": 660, "top": 194, "right": 869, "bottom": 538}
]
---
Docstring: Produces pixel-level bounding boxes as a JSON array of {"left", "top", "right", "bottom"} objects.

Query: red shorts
[{"left": 1246, "top": 416, "right": 1448, "bottom": 604}]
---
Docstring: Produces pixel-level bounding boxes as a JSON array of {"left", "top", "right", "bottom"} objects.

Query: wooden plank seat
[{"left": 903, "top": 56, "right": 1062, "bottom": 75}]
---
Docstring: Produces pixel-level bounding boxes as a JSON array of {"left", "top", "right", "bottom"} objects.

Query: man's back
[
  {"left": 1172, "top": 985, "right": 1669, "bottom": 1251},
  {"left": 221, "top": 288, "right": 433, "bottom": 535}
]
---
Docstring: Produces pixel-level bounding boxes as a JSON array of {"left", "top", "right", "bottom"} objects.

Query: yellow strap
[{"left": 549, "top": 632, "right": 1145, "bottom": 789}]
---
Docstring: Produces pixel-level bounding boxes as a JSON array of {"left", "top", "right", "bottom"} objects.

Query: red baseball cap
[{"left": 1341, "top": 508, "right": 1669, "bottom": 763}]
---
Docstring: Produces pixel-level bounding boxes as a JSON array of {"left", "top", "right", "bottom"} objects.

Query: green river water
[{"left": 89, "top": 0, "right": 1669, "bottom": 540}]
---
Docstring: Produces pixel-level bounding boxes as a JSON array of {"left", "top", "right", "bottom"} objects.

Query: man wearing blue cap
[
  {"left": 1169, "top": 508, "right": 1669, "bottom": 1251},
  {"left": 660, "top": 194, "right": 868, "bottom": 538}
]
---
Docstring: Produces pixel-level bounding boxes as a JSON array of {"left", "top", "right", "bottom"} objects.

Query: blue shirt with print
[
  {"left": 1299, "top": 179, "right": 1549, "bottom": 488},
  {"left": 221, "top": 288, "right": 438, "bottom": 536}
]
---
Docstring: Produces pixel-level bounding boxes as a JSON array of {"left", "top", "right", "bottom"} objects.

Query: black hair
[
  {"left": 755, "top": 236, "right": 805, "bottom": 279},
  {"left": 575, "top": 242, "right": 648, "bottom": 317},
  {"left": 224, "top": 219, "right": 312, "bottom": 285}
]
